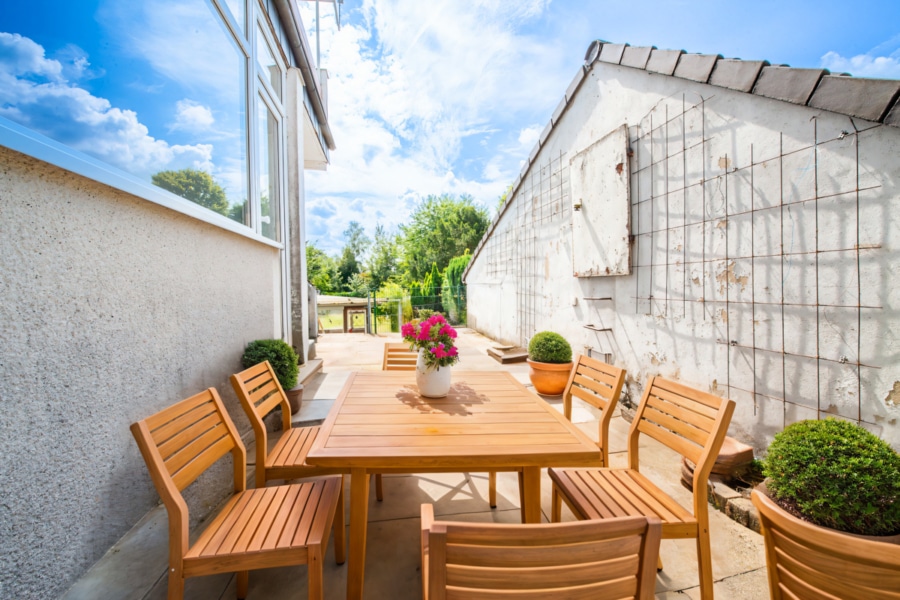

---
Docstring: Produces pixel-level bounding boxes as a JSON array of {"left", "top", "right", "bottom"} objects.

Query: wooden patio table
[{"left": 306, "top": 370, "right": 603, "bottom": 600}]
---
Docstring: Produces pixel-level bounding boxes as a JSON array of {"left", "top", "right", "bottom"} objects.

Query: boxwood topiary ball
[
  {"left": 763, "top": 418, "right": 900, "bottom": 536},
  {"left": 242, "top": 339, "right": 299, "bottom": 391},
  {"left": 527, "top": 331, "right": 573, "bottom": 364}
]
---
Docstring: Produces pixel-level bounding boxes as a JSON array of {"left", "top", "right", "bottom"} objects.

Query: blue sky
[
  {"left": 1, "top": 1, "right": 899, "bottom": 257},
  {"left": 301, "top": 0, "right": 900, "bottom": 255}
]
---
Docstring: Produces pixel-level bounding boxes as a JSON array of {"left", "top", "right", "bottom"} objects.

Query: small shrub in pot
[
  {"left": 527, "top": 331, "right": 572, "bottom": 364},
  {"left": 763, "top": 418, "right": 900, "bottom": 536},
  {"left": 242, "top": 339, "right": 299, "bottom": 392}
]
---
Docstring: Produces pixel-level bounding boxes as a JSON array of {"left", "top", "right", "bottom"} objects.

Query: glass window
[
  {"left": 257, "top": 96, "right": 280, "bottom": 241},
  {"left": 256, "top": 24, "right": 283, "bottom": 101},
  {"left": 0, "top": 0, "right": 249, "bottom": 225},
  {"left": 220, "top": 0, "right": 246, "bottom": 35}
]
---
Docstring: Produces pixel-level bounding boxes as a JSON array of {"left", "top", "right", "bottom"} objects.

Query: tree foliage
[
  {"left": 399, "top": 194, "right": 489, "bottom": 282},
  {"left": 152, "top": 168, "right": 230, "bottom": 216},
  {"left": 306, "top": 242, "right": 338, "bottom": 293},
  {"left": 367, "top": 224, "right": 399, "bottom": 291},
  {"left": 442, "top": 252, "right": 472, "bottom": 324}
]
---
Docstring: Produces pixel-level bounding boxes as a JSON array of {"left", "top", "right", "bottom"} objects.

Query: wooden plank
[
  {"left": 446, "top": 555, "right": 639, "bottom": 589},
  {"left": 171, "top": 436, "right": 234, "bottom": 490},
  {"left": 649, "top": 386, "right": 719, "bottom": 421},
  {"left": 261, "top": 485, "right": 303, "bottom": 551},
  {"left": 325, "top": 433, "right": 579, "bottom": 448},
  {"left": 156, "top": 411, "right": 222, "bottom": 460},
  {"left": 652, "top": 378, "right": 722, "bottom": 410},
  {"left": 645, "top": 393, "right": 715, "bottom": 433},
  {"left": 637, "top": 419, "right": 704, "bottom": 464},
  {"left": 641, "top": 404, "right": 709, "bottom": 448},
  {"left": 335, "top": 412, "right": 553, "bottom": 425},
  {"left": 246, "top": 485, "right": 290, "bottom": 552},
  {"left": 339, "top": 403, "right": 545, "bottom": 415},
  {"left": 165, "top": 422, "right": 228, "bottom": 474},
  {"left": 570, "top": 385, "right": 609, "bottom": 411},
  {"left": 445, "top": 537, "right": 641, "bottom": 567},
  {"left": 145, "top": 392, "right": 214, "bottom": 432},
  {"left": 444, "top": 576, "right": 637, "bottom": 600},
  {"left": 149, "top": 399, "right": 217, "bottom": 446},
  {"left": 330, "top": 422, "right": 569, "bottom": 437}
]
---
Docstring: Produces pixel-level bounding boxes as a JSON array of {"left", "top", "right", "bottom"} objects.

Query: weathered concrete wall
[
  {"left": 467, "top": 61, "right": 900, "bottom": 451},
  {"left": 0, "top": 146, "right": 281, "bottom": 597}
]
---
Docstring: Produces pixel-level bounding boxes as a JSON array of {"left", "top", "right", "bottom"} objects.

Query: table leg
[
  {"left": 347, "top": 468, "right": 370, "bottom": 600},
  {"left": 521, "top": 466, "right": 542, "bottom": 523}
]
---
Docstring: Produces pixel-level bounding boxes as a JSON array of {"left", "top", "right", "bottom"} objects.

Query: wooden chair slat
[
  {"left": 247, "top": 378, "right": 280, "bottom": 407},
  {"left": 164, "top": 421, "right": 230, "bottom": 475},
  {"left": 444, "top": 577, "right": 638, "bottom": 600},
  {"left": 647, "top": 385, "right": 719, "bottom": 421},
  {"left": 145, "top": 392, "right": 216, "bottom": 433},
  {"left": 192, "top": 492, "right": 255, "bottom": 557},
  {"left": 277, "top": 482, "right": 315, "bottom": 548},
  {"left": 608, "top": 470, "right": 694, "bottom": 526},
  {"left": 651, "top": 377, "right": 723, "bottom": 410},
  {"left": 292, "top": 479, "right": 325, "bottom": 547},
  {"left": 149, "top": 398, "right": 218, "bottom": 446},
  {"left": 644, "top": 393, "right": 715, "bottom": 434},
  {"left": 570, "top": 382, "right": 611, "bottom": 410},
  {"left": 636, "top": 419, "right": 704, "bottom": 464},
  {"left": 156, "top": 412, "right": 223, "bottom": 460},
  {"left": 446, "top": 555, "right": 639, "bottom": 589},
  {"left": 170, "top": 434, "right": 234, "bottom": 491},
  {"left": 445, "top": 536, "right": 641, "bottom": 567},
  {"left": 640, "top": 404, "right": 709, "bottom": 448},
  {"left": 572, "top": 370, "right": 616, "bottom": 396},
  {"left": 383, "top": 343, "right": 418, "bottom": 371}
]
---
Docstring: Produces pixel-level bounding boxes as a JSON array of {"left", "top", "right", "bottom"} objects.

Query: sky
[
  {"left": 1, "top": 1, "right": 899, "bottom": 257},
  {"left": 299, "top": 0, "right": 900, "bottom": 255}
]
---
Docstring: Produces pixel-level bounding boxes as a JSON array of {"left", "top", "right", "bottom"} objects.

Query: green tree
[
  {"left": 151, "top": 168, "right": 229, "bottom": 216},
  {"left": 399, "top": 194, "right": 490, "bottom": 282},
  {"left": 496, "top": 184, "right": 513, "bottom": 212},
  {"left": 306, "top": 242, "right": 338, "bottom": 293},
  {"left": 367, "top": 224, "right": 400, "bottom": 291},
  {"left": 336, "top": 221, "right": 371, "bottom": 293},
  {"left": 442, "top": 252, "right": 472, "bottom": 324}
]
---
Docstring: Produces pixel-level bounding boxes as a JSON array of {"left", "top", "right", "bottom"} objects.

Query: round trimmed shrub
[
  {"left": 528, "top": 331, "right": 572, "bottom": 364},
  {"left": 763, "top": 418, "right": 900, "bottom": 536},
  {"left": 242, "top": 339, "right": 299, "bottom": 391}
]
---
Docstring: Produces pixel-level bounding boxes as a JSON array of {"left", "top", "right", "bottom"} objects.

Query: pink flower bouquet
[{"left": 401, "top": 314, "right": 460, "bottom": 370}]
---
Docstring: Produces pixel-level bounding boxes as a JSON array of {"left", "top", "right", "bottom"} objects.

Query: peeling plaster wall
[
  {"left": 0, "top": 146, "right": 280, "bottom": 597},
  {"left": 467, "top": 62, "right": 900, "bottom": 451}
]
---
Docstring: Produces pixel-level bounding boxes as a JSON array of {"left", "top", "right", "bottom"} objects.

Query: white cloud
[
  {"left": 171, "top": 99, "right": 215, "bottom": 132},
  {"left": 820, "top": 50, "right": 900, "bottom": 79},
  {"left": 517, "top": 125, "right": 541, "bottom": 148}
]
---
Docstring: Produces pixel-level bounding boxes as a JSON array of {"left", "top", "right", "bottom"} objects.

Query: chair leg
[
  {"left": 308, "top": 547, "right": 324, "bottom": 600},
  {"left": 517, "top": 470, "right": 525, "bottom": 523},
  {"left": 375, "top": 473, "right": 384, "bottom": 501},
  {"left": 657, "top": 555, "right": 664, "bottom": 572},
  {"left": 551, "top": 485, "right": 561, "bottom": 522},
  {"left": 167, "top": 569, "right": 184, "bottom": 600},
  {"left": 236, "top": 571, "right": 249, "bottom": 599},
  {"left": 334, "top": 476, "right": 346, "bottom": 565},
  {"left": 488, "top": 472, "right": 497, "bottom": 508},
  {"left": 696, "top": 532, "right": 714, "bottom": 600}
]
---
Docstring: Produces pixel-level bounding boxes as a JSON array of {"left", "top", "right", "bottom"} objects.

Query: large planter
[
  {"left": 751, "top": 486, "right": 900, "bottom": 599},
  {"left": 416, "top": 349, "right": 452, "bottom": 398},
  {"left": 526, "top": 359, "right": 573, "bottom": 395},
  {"left": 285, "top": 385, "right": 303, "bottom": 415}
]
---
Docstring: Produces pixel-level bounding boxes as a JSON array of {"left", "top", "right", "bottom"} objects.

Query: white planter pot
[{"left": 416, "top": 349, "right": 452, "bottom": 398}]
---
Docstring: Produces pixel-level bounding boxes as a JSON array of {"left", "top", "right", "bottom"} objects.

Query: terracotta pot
[
  {"left": 526, "top": 359, "right": 573, "bottom": 396},
  {"left": 285, "top": 385, "right": 303, "bottom": 415}
]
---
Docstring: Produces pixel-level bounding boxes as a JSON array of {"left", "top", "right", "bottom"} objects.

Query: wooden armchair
[
  {"left": 490, "top": 354, "right": 625, "bottom": 512},
  {"left": 130, "top": 388, "right": 344, "bottom": 599},
  {"left": 549, "top": 376, "right": 735, "bottom": 600},
  {"left": 231, "top": 361, "right": 384, "bottom": 500},
  {"left": 420, "top": 504, "right": 660, "bottom": 599},
  {"left": 382, "top": 342, "right": 417, "bottom": 371},
  {"left": 751, "top": 489, "right": 900, "bottom": 599}
]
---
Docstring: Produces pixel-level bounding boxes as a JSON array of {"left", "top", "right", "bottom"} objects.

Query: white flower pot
[{"left": 416, "top": 349, "right": 452, "bottom": 398}]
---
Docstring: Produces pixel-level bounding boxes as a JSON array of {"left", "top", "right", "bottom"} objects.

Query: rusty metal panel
[{"left": 570, "top": 124, "right": 631, "bottom": 277}]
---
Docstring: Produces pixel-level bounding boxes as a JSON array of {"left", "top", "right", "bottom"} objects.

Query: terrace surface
[{"left": 64, "top": 329, "right": 767, "bottom": 600}]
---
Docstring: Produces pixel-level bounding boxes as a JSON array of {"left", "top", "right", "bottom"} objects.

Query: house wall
[
  {"left": 0, "top": 145, "right": 282, "bottom": 597},
  {"left": 467, "top": 61, "right": 900, "bottom": 451}
]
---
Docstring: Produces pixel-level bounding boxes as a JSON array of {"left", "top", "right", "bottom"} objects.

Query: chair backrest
[
  {"left": 562, "top": 354, "right": 625, "bottom": 466},
  {"left": 383, "top": 343, "right": 417, "bottom": 371},
  {"left": 130, "top": 388, "right": 246, "bottom": 557},
  {"left": 751, "top": 489, "right": 900, "bottom": 600},
  {"left": 629, "top": 377, "right": 735, "bottom": 503},
  {"left": 423, "top": 506, "right": 660, "bottom": 600},
  {"left": 230, "top": 361, "right": 291, "bottom": 469}
]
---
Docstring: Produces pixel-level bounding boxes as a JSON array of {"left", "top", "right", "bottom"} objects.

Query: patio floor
[{"left": 64, "top": 329, "right": 768, "bottom": 600}]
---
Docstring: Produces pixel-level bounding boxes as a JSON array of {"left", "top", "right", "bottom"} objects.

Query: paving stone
[
  {"left": 709, "top": 59, "right": 768, "bottom": 92},
  {"left": 808, "top": 75, "right": 900, "bottom": 122},
  {"left": 752, "top": 66, "right": 825, "bottom": 105}
]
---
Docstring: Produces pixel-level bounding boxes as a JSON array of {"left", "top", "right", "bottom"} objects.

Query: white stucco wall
[
  {"left": 0, "top": 145, "right": 284, "bottom": 597},
  {"left": 467, "top": 61, "right": 900, "bottom": 452}
]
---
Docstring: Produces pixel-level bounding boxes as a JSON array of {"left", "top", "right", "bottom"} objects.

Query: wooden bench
[
  {"left": 382, "top": 342, "right": 417, "bottom": 371},
  {"left": 421, "top": 503, "right": 660, "bottom": 599},
  {"left": 550, "top": 376, "right": 735, "bottom": 600},
  {"left": 231, "top": 361, "right": 385, "bottom": 500},
  {"left": 130, "top": 387, "right": 344, "bottom": 599}
]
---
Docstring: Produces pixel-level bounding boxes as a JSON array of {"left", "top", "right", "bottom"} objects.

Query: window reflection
[
  {"left": 0, "top": 0, "right": 249, "bottom": 225},
  {"left": 256, "top": 24, "right": 283, "bottom": 100},
  {"left": 257, "top": 97, "right": 280, "bottom": 241},
  {"left": 219, "top": 0, "right": 245, "bottom": 35}
]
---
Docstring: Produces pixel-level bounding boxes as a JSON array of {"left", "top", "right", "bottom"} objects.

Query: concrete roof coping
[
  {"left": 673, "top": 53, "right": 723, "bottom": 83},
  {"left": 620, "top": 46, "right": 655, "bottom": 70},
  {"left": 885, "top": 96, "right": 900, "bottom": 127},
  {"left": 752, "top": 66, "right": 826, "bottom": 105},
  {"left": 551, "top": 97, "right": 568, "bottom": 125},
  {"left": 565, "top": 66, "right": 587, "bottom": 101},
  {"left": 709, "top": 59, "right": 769, "bottom": 92},
  {"left": 599, "top": 43, "right": 628, "bottom": 65},
  {"left": 646, "top": 48, "right": 685, "bottom": 75},
  {"left": 539, "top": 120, "right": 553, "bottom": 146},
  {"left": 808, "top": 75, "right": 900, "bottom": 122}
]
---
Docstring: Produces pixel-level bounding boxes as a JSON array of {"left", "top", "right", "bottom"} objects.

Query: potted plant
[
  {"left": 401, "top": 314, "right": 460, "bottom": 398},
  {"left": 526, "top": 331, "right": 573, "bottom": 395},
  {"left": 241, "top": 339, "right": 302, "bottom": 414},
  {"left": 751, "top": 418, "right": 900, "bottom": 597}
]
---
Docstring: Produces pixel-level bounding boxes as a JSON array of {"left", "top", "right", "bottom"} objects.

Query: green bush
[
  {"left": 241, "top": 339, "right": 299, "bottom": 391},
  {"left": 763, "top": 418, "right": 900, "bottom": 535},
  {"left": 528, "top": 331, "right": 572, "bottom": 364}
]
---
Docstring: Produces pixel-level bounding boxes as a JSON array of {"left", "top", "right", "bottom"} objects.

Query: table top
[{"left": 306, "top": 370, "right": 602, "bottom": 470}]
